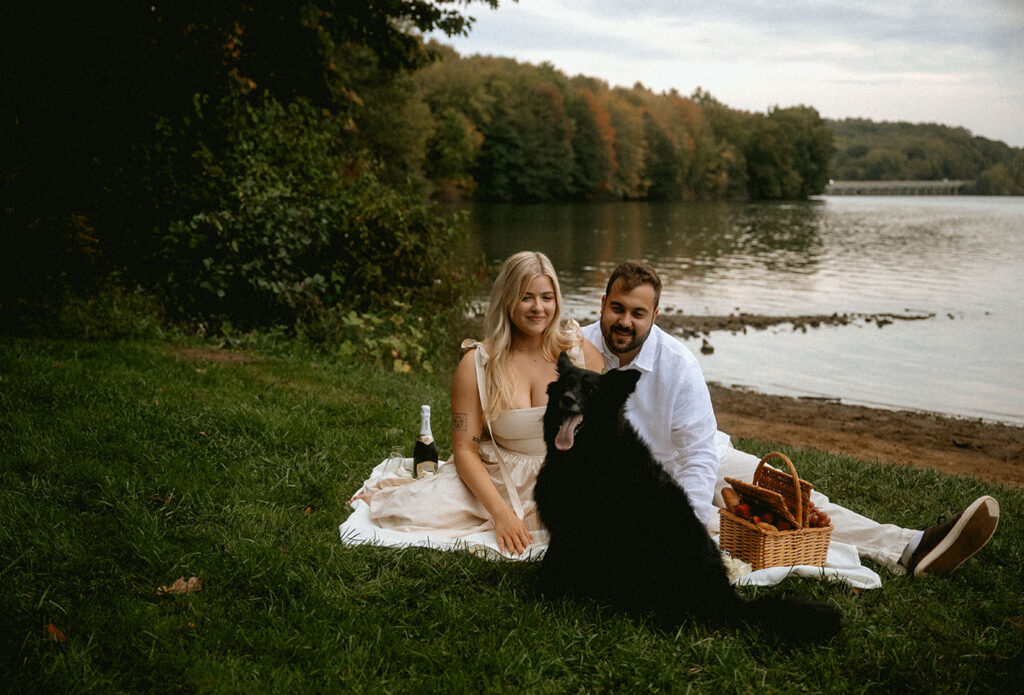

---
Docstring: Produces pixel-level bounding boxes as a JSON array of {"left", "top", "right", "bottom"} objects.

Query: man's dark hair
[{"left": 606, "top": 262, "right": 662, "bottom": 308}]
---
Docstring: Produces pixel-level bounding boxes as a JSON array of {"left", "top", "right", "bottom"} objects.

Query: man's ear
[
  {"left": 600, "top": 294, "right": 607, "bottom": 314},
  {"left": 652, "top": 306, "right": 660, "bottom": 323}
]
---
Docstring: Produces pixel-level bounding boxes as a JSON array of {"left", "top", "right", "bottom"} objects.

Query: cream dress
[{"left": 362, "top": 334, "right": 586, "bottom": 541}]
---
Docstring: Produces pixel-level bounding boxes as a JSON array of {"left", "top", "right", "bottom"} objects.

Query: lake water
[{"left": 456, "top": 196, "right": 1024, "bottom": 426}]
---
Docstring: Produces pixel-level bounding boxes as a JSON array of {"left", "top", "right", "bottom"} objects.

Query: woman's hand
[
  {"left": 493, "top": 506, "right": 533, "bottom": 556},
  {"left": 348, "top": 492, "right": 372, "bottom": 507}
]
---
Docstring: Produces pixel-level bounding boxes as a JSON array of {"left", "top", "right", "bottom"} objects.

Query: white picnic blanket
[
  {"left": 339, "top": 444, "right": 882, "bottom": 590},
  {"left": 724, "top": 537, "right": 881, "bottom": 589},
  {"left": 340, "top": 455, "right": 549, "bottom": 560}
]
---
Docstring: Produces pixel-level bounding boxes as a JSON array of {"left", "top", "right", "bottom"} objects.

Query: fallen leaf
[
  {"left": 303, "top": 506, "right": 312, "bottom": 515},
  {"left": 199, "top": 431, "right": 208, "bottom": 436},
  {"left": 157, "top": 576, "right": 203, "bottom": 595},
  {"left": 45, "top": 623, "right": 66, "bottom": 642}
]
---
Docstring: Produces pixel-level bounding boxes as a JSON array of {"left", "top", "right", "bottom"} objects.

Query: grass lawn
[{"left": 2, "top": 337, "right": 1022, "bottom": 693}]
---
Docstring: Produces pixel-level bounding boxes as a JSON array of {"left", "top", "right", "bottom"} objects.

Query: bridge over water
[{"left": 824, "top": 180, "right": 971, "bottom": 195}]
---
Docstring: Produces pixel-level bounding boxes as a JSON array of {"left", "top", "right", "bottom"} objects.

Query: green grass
[{"left": 2, "top": 337, "right": 1022, "bottom": 693}]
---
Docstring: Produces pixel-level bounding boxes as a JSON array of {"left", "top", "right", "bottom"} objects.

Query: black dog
[{"left": 536, "top": 352, "right": 840, "bottom": 643}]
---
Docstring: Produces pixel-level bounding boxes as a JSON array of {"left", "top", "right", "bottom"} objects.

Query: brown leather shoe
[{"left": 904, "top": 496, "right": 999, "bottom": 577}]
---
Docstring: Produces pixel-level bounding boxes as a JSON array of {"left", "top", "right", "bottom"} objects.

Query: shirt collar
[{"left": 629, "top": 325, "right": 659, "bottom": 372}]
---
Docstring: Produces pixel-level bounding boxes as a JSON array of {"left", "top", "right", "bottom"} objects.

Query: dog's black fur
[{"left": 536, "top": 352, "right": 840, "bottom": 643}]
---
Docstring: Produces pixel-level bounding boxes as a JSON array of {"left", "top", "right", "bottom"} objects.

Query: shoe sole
[{"left": 914, "top": 496, "right": 1000, "bottom": 577}]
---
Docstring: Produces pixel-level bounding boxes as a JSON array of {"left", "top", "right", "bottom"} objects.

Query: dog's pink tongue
[{"left": 554, "top": 414, "right": 583, "bottom": 451}]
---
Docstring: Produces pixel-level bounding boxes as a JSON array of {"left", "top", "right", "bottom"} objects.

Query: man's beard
[{"left": 602, "top": 322, "right": 649, "bottom": 355}]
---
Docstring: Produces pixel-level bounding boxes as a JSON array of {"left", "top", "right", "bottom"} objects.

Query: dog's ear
[
  {"left": 600, "top": 368, "right": 642, "bottom": 402},
  {"left": 557, "top": 351, "right": 573, "bottom": 373}
]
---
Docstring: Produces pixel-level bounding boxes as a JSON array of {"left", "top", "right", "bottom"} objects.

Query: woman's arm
[
  {"left": 582, "top": 338, "right": 605, "bottom": 372},
  {"left": 450, "top": 349, "right": 533, "bottom": 555}
]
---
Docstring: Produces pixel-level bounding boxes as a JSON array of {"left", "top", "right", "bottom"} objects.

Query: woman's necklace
[{"left": 511, "top": 343, "right": 544, "bottom": 364}]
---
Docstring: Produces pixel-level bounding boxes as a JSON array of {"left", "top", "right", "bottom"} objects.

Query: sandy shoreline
[{"left": 708, "top": 383, "right": 1024, "bottom": 488}]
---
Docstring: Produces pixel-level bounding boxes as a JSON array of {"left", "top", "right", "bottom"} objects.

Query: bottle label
[{"left": 413, "top": 436, "right": 438, "bottom": 478}]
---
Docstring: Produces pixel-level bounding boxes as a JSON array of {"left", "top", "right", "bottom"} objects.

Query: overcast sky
[{"left": 428, "top": 0, "right": 1024, "bottom": 148}]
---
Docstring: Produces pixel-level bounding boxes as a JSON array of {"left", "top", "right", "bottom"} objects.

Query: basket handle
[{"left": 754, "top": 451, "right": 804, "bottom": 529}]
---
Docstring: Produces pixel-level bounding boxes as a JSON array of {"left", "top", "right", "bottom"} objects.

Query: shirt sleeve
[{"left": 664, "top": 360, "right": 720, "bottom": 526}]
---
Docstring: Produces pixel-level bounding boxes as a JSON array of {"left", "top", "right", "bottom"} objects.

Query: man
[{"left": 583, "top": 262, "right": 999, "bottom": 576}]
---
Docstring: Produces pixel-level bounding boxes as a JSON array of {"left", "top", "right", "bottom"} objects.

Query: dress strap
[{"left": 462, "top": 339, "right": 526, "bottom": 520}]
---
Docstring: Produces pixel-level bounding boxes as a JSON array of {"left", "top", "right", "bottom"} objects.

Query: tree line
[
  {"left": 396, "top": 47, "right": 1023, "bottom": 201},
  {"left": 379, "top": 45, "right": 835, "bottom": 203},
  {"left": 827, "top": 119, "right": 1024, "bottom": 194}
]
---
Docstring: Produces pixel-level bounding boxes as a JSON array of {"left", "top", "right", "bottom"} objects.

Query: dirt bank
[{"left": 709, "top": 384, "right": 1024, "bottom": 488}]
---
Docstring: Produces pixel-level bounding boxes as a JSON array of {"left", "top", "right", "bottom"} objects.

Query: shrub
[{"left": 143, "top": 90, "right": 474, "bottom": 364}]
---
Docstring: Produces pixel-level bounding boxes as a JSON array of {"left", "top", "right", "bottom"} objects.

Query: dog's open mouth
[{"left": 554, "top": 413, "right": 584, "bottom": 451}]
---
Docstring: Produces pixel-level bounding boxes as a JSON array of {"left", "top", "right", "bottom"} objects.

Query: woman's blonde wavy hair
[{"left": 480, "top": 251, "right": 577, "bottom": 421}]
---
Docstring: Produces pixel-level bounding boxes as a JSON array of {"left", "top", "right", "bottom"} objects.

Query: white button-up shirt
[{"left": 582, "top": 321, "right": 721, "bottom": 525}]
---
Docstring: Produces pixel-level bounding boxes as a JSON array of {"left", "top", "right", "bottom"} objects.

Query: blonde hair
[{"left": 481, "top": 251, "right": 576, "bottom": 421}]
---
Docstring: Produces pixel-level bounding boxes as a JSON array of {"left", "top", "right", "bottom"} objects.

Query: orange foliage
[
  {"left": 577, "top": 88, "right": 618, "bottom": 188},
  {"left": 45, "top": 623, "right": 67, "bottom": 642},
  {"left": 157, "top": 576, "right": 204, "bottom": 595}
]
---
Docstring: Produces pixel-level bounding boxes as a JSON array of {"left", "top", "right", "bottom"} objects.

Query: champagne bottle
[{"left": 412, "top": 404, "right": 438, "bottom": 478}]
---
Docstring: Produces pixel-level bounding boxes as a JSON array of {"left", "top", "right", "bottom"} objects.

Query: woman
[{"left": 352, "top": 251, "right": 603, "bottom": 555}]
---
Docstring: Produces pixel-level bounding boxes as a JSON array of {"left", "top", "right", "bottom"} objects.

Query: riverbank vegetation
[{"left": 2, "top": 337, "right": 1022, "bottom": 692}]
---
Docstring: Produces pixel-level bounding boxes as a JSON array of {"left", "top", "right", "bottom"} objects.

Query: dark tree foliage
[
  {"left": 828, "top": 119, "right": 1023, "bottom": 192},
  {"left": 567, "top": 92, "right": 614, "bottom": 198},
  {"left": 472, "top": 63, "right": 574, "bottom": 201},
  {"left": 2, "top": 1, "right": 493, "bottom": 333},
  {"left": 740, "top": 106, "right": 834, "bottom": 200},
  {"left": 643, "top": 113, "right": 683, "bottom": 200}
]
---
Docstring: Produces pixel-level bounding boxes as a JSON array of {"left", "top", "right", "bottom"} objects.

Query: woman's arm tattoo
[{"left": 452, "top": 412, "right": 467, "bottom": 432}]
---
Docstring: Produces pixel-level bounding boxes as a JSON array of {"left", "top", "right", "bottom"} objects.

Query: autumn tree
[
  {"left": 643, "top": 112, "right": 682, "bottom": 200},
  {"left": 567, "top": 87, "right": 617, "bottom": 197},
  {"left": 602, "top": 89, "right": 649, "bottom": 198},
  {"left": 472, "top": 61, "right": 574, "bottom": 201}
]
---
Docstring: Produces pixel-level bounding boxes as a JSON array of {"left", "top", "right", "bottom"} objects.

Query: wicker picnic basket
[{"left": 718, "top": 451, "right": 832, "bottom": 570}]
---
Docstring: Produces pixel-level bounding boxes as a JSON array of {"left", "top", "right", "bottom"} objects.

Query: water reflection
[
  {"left": 466, "top": 201, "right": 832, "bottom": 291},
  {"left": 455, "top": 197, "right": 1024, "bottom": 424}
]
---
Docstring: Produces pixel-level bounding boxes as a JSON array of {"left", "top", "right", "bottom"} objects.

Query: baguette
[{"left": 721, "top": 487, "right": 742, "bottom": 513}]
